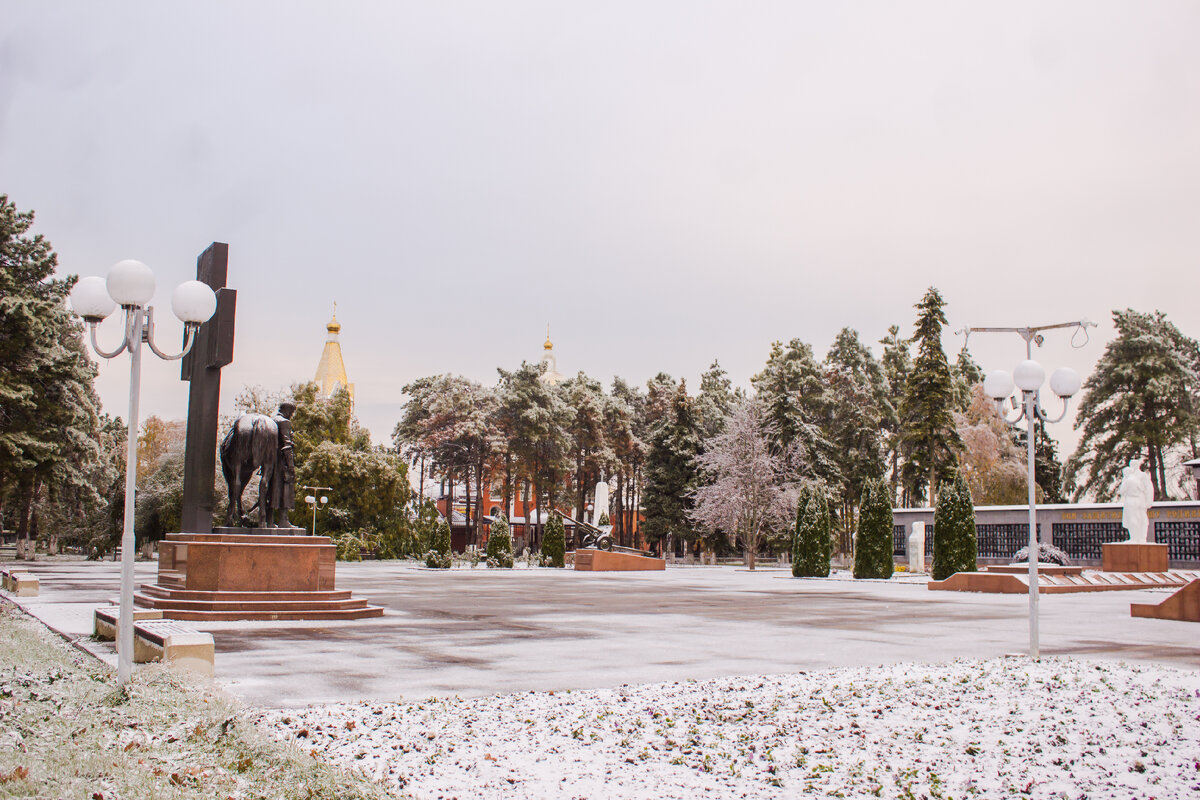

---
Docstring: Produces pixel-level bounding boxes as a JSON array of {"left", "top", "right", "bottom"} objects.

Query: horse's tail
[{"left": 219, "top": 417, "right": 239, "bottom": 484}]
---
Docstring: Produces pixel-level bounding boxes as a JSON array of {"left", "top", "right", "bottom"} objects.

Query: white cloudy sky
[{"left": 3, "top": 2, "right": 1198, "bottom": 458}]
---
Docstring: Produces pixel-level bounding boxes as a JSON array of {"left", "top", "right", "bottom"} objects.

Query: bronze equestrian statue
[{"left": 219, "top": 401, "right": 297, "bottom": 528}]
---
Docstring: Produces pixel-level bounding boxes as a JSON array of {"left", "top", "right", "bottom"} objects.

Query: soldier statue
[{"left": 267, "top": 401, "right": 297, "bottom": 527}]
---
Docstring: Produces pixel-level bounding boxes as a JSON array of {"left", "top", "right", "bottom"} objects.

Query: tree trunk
[
  {"left": 15, "top": 479, "right": 33, "bottom": 560},
  {"left": 474, "top": 457, "right": 486, "bottom": 546},
  {"left": 418, "top": 455, "right": 425, "bottom": 504}
]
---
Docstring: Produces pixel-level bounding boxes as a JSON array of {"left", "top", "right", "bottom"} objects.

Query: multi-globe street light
[
  {"left": 964, "top": 320, "right": 1093, "bottom": 661},
  {"left": 70, "top": 260, "right": 216, "bottom": 688},
  {"left": 304, "top": 487, "right": 332, "bottom": 536}
]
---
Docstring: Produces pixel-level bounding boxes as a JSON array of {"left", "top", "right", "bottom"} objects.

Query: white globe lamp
[
  {"left": 69, "top": 276, "right": 116, "bottom": 321},
  {"left": 1049, "top": 367, "right": 1082, "bottom": 399},
  {"left": 983, "top": 369, "right": 1015, "bottom": 401},
  {"left": 106, "top": 259, "right": 156, "bottom": 307},
  {"left": 171, "top": 280, "right": 217, "bottom": 324},
  {"left": 1012, "top": 359, "right": 1046, "bottom": 392}
]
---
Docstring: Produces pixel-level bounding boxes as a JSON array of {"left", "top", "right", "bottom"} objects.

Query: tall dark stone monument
[{"left": 179, "top": 242, "right": 236, "bottom": 534}]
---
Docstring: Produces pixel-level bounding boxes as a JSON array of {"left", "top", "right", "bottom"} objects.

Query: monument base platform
[
  {"left": 574, "top": 549, "right": 665, "bottom": 571},
  {"left": 1102, "top": 542, "right": 1169, "bottom": 573},
  {"left": 135, "top": 532, "right": 382, "bottom": 621},
  {"left": 1130, "top": 579, "right": 1200, "bottom": 622}
]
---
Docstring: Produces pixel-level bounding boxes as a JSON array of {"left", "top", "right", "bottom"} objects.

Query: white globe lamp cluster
[{"left": 69, "top": 259, "right": 217, "bottom": 689}]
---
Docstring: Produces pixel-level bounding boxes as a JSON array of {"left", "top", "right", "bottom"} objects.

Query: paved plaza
[{"left": 6, "top": 558, "right": 1197, "bottom": 708}]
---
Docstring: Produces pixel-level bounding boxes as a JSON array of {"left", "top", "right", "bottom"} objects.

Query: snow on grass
[{"left": 258, "top": 657, "right": 1200, "bottom": 799}]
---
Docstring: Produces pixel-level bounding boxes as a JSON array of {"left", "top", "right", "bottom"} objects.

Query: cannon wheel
[{"left": 597, "top": 535, "right": 614, "bottom": 552}]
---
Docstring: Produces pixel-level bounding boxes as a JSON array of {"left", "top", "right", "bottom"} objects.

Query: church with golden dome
[
  {"left": 538, "top": 324, "right": 564, "bottom": 385},
  {"left": 314, "top": 304, "right": 354, "bottom": 408}
]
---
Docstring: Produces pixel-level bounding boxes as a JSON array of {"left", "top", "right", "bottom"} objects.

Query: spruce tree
[
  {"left": 751, "top": 339, "right": 840, "bottom": 486},
  {"left": 792, "top": 485, "right": 832, "bottom": 577},
  {"left": 486, "top": 511, "right": 514, "bottom": 568},
  {"left": 853, "top": 479, "right": 894, "bottom": 579},
  {"left": 425, "top": 519, "right": 452, "bottom": 569},
  {"left": 642, "top": 382, "right": 703, "bottom": 552},
  {"left": 931, "top": 471, "right": 977, "bottom": 580},
  {"left": 897, "top": 287, "right": 962, "bottom": 505},
  {"left": 541, "top": 512, "right": 566, "bottom": 567}
]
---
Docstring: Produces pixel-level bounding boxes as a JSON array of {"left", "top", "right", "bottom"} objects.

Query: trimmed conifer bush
[
  {"left": 793, "top": 485, "right": 832, "bottom": 577},
  {"left": 541, "top": 513, "right": 566, "bottom": 568},
  {"left": 486, "top": 512, "right": 514, "bottom": 568},
  {"left": 853, "top": 479, "right": 895, "bottom": 579},
  {"left": 425, "top": 519, "right": 452, "bottom": 569},
  {"left": 597, "top": 511, "right": 610, "bottom": 526},
  {"left": 932, "top": 471, "right": 977, "bottom": 580}
]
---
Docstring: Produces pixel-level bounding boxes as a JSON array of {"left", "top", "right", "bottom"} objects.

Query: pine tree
[
  {"left": 853, "top": 479, "right": 894, "bottom": 579},
  {"left": 792, "top": 485, "right": 832, "bottom": 577},
  {"left": 486, "top": 511, "right": 515, "bottom": 568},
  {"left": 425, "top": 518, "right": 452, "bottom": 569},
  {"left": 878, "top": 325, "right": 911, "bottom": 504},
  {"left": 823, "top": 328, "right": 887, "bottom": 545},
  {"left": 695, "top": 360, "right": 741, "bottom": 439},
  {"left": 1066, "top": 309, "right": 1200, "bottom": 500},
  {"left": 541, "top": 512, "right": 565, "bottom": 568},
  {"left": 897, "top": 288, "right": 962, "bottom": 505},
  {"left": 642, "top": 382, "right": 703, "bottom": 553},
  {"left": 751, "top": 339, "right": 840, "bottom": 486},
  {"left": 931, "top": 471, "right": 977, "bottom": 580},
  {"left": 952, "top": 346, "right": 983, "bottom": 412}
]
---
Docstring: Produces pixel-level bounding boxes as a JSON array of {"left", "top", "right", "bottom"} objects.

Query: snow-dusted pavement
[{"left": 260, "top": 657, "right": 1200, "bottom": 800}]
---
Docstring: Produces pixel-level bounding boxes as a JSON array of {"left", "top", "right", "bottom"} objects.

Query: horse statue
[{"left": 220, "top": 413, "right": 281, "bottom": 527}]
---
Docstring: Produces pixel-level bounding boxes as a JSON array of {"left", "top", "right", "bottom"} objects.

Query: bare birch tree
[{"left": 690, "top": 398, "right": 796, "bottom": 570}]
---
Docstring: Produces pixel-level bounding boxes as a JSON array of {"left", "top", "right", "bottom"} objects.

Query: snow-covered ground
[{"left": 259, "top": 656, "right": 1200, "bottom": 799}]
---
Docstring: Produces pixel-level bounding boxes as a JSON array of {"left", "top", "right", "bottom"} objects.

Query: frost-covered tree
[
  {"left": 951, "top": 346, "right": 983, "bottom": 412},
  {"left": 792, "top": 484, "right": 832, "bottom": 578},
  {"left": 853, "top": 479, "right": 894, "bottom": 579},
  {"left": 879, "top": 325, "right": 911, "bottom": 504},
  {"left": 561, "top": 372, "right": 611, "bottom": 522},
  {"left": 823, "top": 328, "right": 887, "bottom": 542},
  {"left": 931, "top": 471, "right": 977, "bottom": 580},
  {"left": 1066, "top": 309, "right": 1200, "bottom": 500},
  {"left": 486, "top": 511, "right": 514, "bottom": 568},
  {"left": 691, "top": 399, "right": 795, "bottom": 570},
  {"left": 752, "top": 339, "right": 839, "bottom": 485},
  {"left": 540, "top": 512, "right": 565, "bottom": 568},
  {"left": 642, "top": 382, "right": 703, "bottom": 553},
  {"left": 954, "top": 385, "right": 1029, "bottom": 506},
  {"left": 898, "top": 288, "right": 961, "bottom": 505},
  {"left": 695, "top": 359, "right": 741, "bottom": 440},
  {"left": 426, "top": 518, "right": 452, "bottom": 569}
]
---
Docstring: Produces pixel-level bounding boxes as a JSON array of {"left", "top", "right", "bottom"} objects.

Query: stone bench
[
  {"left": 91, "top": 608, "right": 214, "bottom": 676},
  {"left": 1, "top": 569, "right": 38, "bottom": 596},
  {"left": 92, "top": 605, "right": 164, "bottom": 640}
]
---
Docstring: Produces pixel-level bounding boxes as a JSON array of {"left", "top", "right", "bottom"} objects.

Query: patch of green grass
[{"left": 0, "top": 603, "right": 396, "bottom": 799}]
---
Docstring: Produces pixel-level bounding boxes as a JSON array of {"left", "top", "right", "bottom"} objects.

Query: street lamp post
[
  {"left": 304, "top": 487, "right": 332, "bottom": 536},
  {"left": 70, "top": 260, "right": 216, "bottom": 688},
  {"left": 962, "top": 320, "right": 1093, "bottom": 660}
]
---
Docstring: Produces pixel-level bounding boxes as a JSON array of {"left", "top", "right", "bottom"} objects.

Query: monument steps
[
  {"left": 1130, "top": 579, "right": 1200, "bottom": 622},
  {"left": 928, "top": 569, "right": 1200, "bottom": 594},
  {"left": 137, "top": 585, "right": 354, "bottom": 603},
  {"left": 133, "top": 588, "right": 384, "bottom": 619}
]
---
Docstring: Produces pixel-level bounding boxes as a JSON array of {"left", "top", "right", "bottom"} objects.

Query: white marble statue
[
  {"left": 1119, "top": 460, "right": 1156, "bottom": 543},
  {"left": 908, "top": 522, "right": 926, "bottom": 573}
]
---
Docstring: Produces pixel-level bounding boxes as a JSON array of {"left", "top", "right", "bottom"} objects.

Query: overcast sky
[{"left": 3, "top": 2, "right": 1198, "bottom": 460}]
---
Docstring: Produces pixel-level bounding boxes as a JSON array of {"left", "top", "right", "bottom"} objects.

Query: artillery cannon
[{"left": 557, "top": 511, "right": 613, "bottom": 551}]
